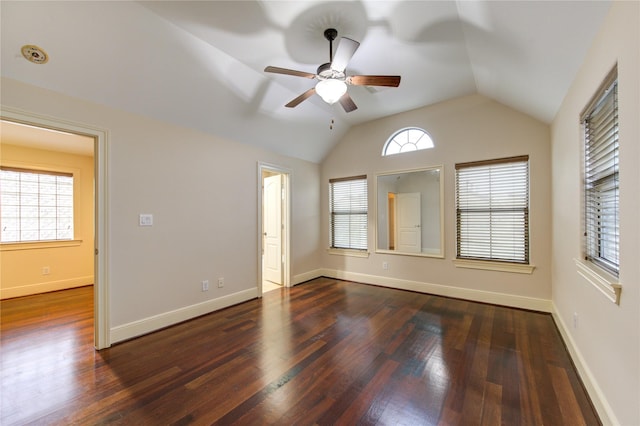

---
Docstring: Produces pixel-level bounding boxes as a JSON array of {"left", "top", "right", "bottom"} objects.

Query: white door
[
  {"left": 396, "top": 192, "right": 422, "bottom": 253},
  {"left": 263, "top": 174, "right": 282, "bottom": 284}
]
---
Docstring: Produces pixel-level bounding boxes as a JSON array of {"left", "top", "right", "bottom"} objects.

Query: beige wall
[
  {"left": 321, "top": 94, "right": 552, "bottom": 308},
  {"left": 0, "top": 144, "right": 94, "bottom": 298},
  {"left": 1, "top": 77, "right": 322, "bottom": 341},
  {"left": 551, "top": 2, "right": 639, "bottom": 425}
]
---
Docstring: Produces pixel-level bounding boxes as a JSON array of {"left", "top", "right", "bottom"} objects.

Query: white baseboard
[
  {"left": 292, "top": 269, "right": 325, "bottom": 285},
  {"left": 318, "top": 268, "right": 552, "bottom": 312},
  {"left": 110, "top": 287, "right": 258, "bottom": 344},
  {"left": 551, "top": 303, "right": 618, "bottom": 426},
  {"left": 1, "top": 276, "right": 94, "bottom": 299}
]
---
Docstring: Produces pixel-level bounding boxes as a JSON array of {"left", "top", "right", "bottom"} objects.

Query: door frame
[
  {"left": 1, "top": 107, "right": 110, "bottom": 349},
  {"left": 257, "top": 162, "right": 291, "bottom": 294}
]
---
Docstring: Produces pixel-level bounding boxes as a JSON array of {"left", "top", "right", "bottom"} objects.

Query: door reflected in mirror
[{"left": 376, "top": 167, "right": 444, "bottom": 257}]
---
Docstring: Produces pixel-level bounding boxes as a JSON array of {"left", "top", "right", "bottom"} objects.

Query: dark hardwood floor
[{"left": 1, "top": 278, "right": 599, "bottom": 425}]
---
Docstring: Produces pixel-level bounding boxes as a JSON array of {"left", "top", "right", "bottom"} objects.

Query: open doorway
[
  {"left": 0, "top": 110, "right": 108, "bottom": 349},
  {"left": 258, "top": 163, "right": 290, "bottom": 295}
]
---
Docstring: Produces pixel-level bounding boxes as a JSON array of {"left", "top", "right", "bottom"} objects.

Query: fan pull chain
[{"left": 330, "top": 119, "right": 334, "bottom": 130}]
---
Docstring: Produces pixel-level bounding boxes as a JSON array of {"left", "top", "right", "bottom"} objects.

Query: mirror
[{"left": 376, "top": 166, "right": 444, "bottom": 257}]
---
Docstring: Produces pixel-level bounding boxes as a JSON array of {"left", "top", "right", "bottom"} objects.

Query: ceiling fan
[{"left": 264, "top": 28, "right": 401, "bottom": 113}]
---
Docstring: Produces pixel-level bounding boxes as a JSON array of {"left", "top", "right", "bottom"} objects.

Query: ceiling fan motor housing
[{"left": 317, "top": 63, "right": 345, "bottom": 80}]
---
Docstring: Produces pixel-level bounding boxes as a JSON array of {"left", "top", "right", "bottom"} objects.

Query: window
[
  {"left": 0, "top": 167, "right": 74, "bottom": 243},
  {"left": 456, "top": 156, "right": 529, "bottom": 263},
  {"left": 382, "top": 127, "right": 434, "bottom": 156},
  {"left": 583, "top": 69, "right": 619, "bottom": 276},
  {"left": 329, "top": 175, "right": 367, "bottom": 251}
]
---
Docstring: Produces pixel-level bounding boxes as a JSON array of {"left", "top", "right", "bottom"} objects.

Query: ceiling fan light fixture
[{"left": 315, "top": 79, "right": 347, "bottom": 105}]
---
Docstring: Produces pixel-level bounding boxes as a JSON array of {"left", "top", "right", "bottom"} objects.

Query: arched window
[{"left": 382, "top": 127, "right": 434, "bottom": 156}]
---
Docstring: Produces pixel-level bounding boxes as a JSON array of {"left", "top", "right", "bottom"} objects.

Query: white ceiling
[{"left": 0, "top": 1, "right": 610, "bottom": 163}]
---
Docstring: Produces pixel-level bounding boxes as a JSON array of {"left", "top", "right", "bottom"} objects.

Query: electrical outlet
[
  {"left": 139, "top": 214, "right": 153, "bottom": 226},
  {"left": 201, "top": 280, "right": 209, "bottom": 292},
  {"left": 218, "top": 277, "right": 224, "bottom": 288},
  {"left": 42, "top": 266, "right": 50, "bottom": 275},
  {"left": 573, "top": 312, "right": 579, "bottom": 329},
  {"left": 382, "top": 262, "right": 389, "bottom": 270}
]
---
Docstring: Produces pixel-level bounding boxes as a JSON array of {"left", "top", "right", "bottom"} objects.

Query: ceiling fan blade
[
  {"left": 330, "top": 37, "right": 360, "bottom": 72},
  {"left": 347, "top": 75, "right": 401, "bottom": 87},
  {"left": 339, "top": 92, "right": 358, "bottom": 113},
  {"left": 264, "top": 66, "right": 316, "bottom": 79},
  {"left": 285, "top": 88, "right": 316, "bottom": 108}
]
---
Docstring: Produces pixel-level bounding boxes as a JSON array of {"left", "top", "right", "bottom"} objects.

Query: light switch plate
[{"left": 139, "top": 214, "right": 153, "bottom": 226}]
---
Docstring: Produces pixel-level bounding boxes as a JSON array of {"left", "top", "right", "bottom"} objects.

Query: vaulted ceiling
[{"left": 1, "top": 1, "right": 610, "bottom": 162}]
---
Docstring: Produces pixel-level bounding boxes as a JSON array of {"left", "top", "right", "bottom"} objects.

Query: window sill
[
  {"left": 1, "top": 239, "right": 83, "bottom": 251},
  {"left": 574, "top": 258, "right": 622, "bottom": 305},
  {"left": 453, "top": 259, "right": 535, "bottom": 274},
  {"left": 327, "top": 248, "right": 370, "bottom": 258}
]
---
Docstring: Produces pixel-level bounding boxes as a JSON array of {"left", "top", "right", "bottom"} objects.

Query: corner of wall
[{"left": 551, "top": 301, "right": 619, "bottom": 426}]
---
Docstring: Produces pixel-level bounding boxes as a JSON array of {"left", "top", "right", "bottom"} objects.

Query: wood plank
[
  {"left": 550, "top": 364, "right": 590, "bottom": 426},
  {"left": 480, "top": 381, "right": 502, "bottom": 425}
]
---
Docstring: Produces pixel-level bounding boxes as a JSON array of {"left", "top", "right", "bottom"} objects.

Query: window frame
[
  {"left": 582, "top": 67, "right": 619, "bottom": 277},
  {"left": 1, "top": 166, "right": 75, "bottom": 244},
  {"left": 329, "top": 175, "right": 368, "bottom": 253},
  {"left": 382, "top": 127, "right": 434, "bottom": 156},
  {"left": 455, "top": 155, "right": 530, "bottom": 266}
]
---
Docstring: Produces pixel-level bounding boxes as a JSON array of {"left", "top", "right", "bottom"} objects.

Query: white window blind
[
  {"left": 456, "top": 156, "right": 529, "bottom": 263},
  {"left": 0, "top": 167, "right": 74, "bottom": 243},
  {"left": 329, "top": 175, "right": 367, "bottom": 250},
  {"left": 583, "top": 71, "right": 619, "bottom": 276}
]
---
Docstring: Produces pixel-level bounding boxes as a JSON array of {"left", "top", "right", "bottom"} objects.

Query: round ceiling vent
[{"left": 21, "top": 45, "right": 48, "bottom": 64}]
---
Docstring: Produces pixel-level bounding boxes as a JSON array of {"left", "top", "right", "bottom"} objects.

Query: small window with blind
[
  {"left": 0, "top": 167, "right": 74, "bottom": 243},
  {"left": 455, "top": 156, "right": 529, "bottom": 265},
  {"left": 329, "top": 175, "right": 368, "bottom": 252},
  {"left": 583, "top": 67, "right": 619, "bottom": 277}
]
